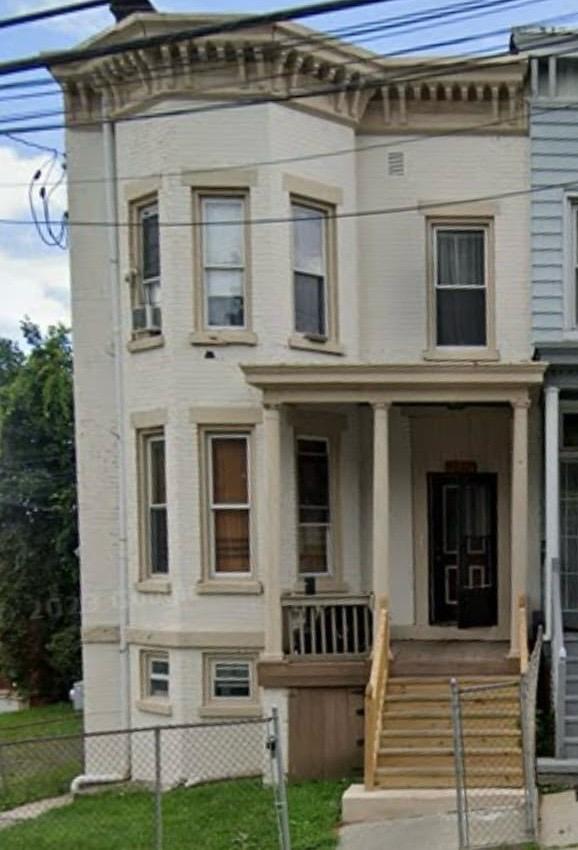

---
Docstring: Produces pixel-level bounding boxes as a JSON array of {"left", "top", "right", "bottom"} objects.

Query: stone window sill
[
  {"left": 199, "top": 704, "right": 262, "bottom": 719},
  {"left": 423, "top": 347, "right": 500, "bottom": 363},
  {"left": 190, "top": 330, "right": 258, "bottom": 347},
  {"left": 127, "top": 334, "right": 165, "bottom": 353},
  {"left": 136, "top": 699, "right": 173, "bottom": 717},
  {"left": 288, "top": 334, "right": 344, "bottom": 356},
  {"left": 196, "top": 580, "right": 263, "bottom": 595},
  {"left": 135, "top": 578, "right": 172, "bottom": 595}
]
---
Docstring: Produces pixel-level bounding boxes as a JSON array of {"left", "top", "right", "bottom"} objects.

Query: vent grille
[{"left": 388, "top": 151, "right": 405, "bottom": 176}]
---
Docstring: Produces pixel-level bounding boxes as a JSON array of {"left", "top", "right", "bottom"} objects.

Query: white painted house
[{"left": 52, "top": 9, "right": 544, "bottom": 786}]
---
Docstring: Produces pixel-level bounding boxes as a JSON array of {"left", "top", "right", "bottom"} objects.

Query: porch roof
[{"left": 241, "top": 361, "right": 546, "bottom": 405}]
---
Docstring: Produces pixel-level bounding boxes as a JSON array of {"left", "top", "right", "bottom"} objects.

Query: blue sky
[{"left": 0, "top": 0, "right": 572, "bottom": 341}]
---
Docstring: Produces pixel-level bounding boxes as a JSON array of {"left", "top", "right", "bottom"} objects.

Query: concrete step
[
  {"left": 374, "top": 766, "right": 524, "bottom": 790},
  {"left": 380, "top": 729, "right": 521, "bottom": 749},
  {"left": 377, "top": 747, "right": 522, "bottom": 770}
]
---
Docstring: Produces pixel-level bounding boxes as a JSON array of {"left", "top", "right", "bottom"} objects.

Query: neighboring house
[
  {"left": 511, "top": 27, "right": 578, "bottom": 762},
  {"left": 51, "top": 10, "right": 544, "bottom": 789}
]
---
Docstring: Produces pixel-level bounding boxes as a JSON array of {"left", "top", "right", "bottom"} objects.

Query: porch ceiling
[{"left": 241, "top": 362, "right": 546, "bottom": 405}]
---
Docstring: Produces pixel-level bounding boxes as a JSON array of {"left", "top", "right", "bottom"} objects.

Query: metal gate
[{"left": 451, "top": 630, "right": 542, "bottom": 849}]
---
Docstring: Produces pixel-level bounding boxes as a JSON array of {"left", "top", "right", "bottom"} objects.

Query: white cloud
[
  {"left": 0, "top": 247, "right": 70, "bottom": 340},
  {"left": 0, "top": 144, "right": 66, "bottom": 220}
]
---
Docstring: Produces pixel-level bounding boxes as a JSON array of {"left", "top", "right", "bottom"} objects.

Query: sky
[{"left": 0, "top": 0, "right": 573, "bottom": 342}]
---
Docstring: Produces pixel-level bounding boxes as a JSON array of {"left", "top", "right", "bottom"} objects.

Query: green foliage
[{"left": 0, "top": 322, "right": 79, "bottom": 700}]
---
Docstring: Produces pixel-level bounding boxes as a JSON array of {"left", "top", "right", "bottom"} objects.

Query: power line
[
  {"left": 2, "top": 176, "right": 577, "bottom": 230},
  {"left": 0, "top": 0, "right": 400, "bottom": 78},
  {"left": 0, "top": 1, "right": 107, "bottom": 31}
]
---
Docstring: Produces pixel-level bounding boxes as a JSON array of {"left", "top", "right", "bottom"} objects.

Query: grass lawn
[
  {"left": 0, "top": 777, "right": 347, "bottom": 849},
  {"left": 0, "top": 704, "right": 83, "bottom": 811}
]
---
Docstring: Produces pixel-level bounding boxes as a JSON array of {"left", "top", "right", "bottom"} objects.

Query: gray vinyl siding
[{"left": 531, "top": 102, "right": 578, "bottom": 341}]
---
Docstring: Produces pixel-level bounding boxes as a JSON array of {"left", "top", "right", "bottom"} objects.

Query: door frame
[{"left": 427, "top": 471, "right": 498, "bottom": 628}]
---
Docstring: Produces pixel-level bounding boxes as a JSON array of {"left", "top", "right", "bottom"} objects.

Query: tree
[{"left": 0, "top": 321, "right": 79, "bottom": 701}]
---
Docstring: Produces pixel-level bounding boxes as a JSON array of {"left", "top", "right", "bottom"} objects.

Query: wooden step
[
  {"left": 377, "top": 747, "right": 522, "bottom": 770},
  {"left": 387, "top": 676, "right": 518, "bottom": 695},
  {"left": 380, "top": 729, "right": 522, "bottom": 748},
  {"left": 374, "top": 766, "right": 524, "bottom": 790},
  {"left": 385, "top": 693, "right": 519, "bottom": 708},
  {"left": 382, "top": 712, "right": 520, "bottom": 731}
]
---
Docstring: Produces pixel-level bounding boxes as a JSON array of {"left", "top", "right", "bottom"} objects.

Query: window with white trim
[
  {"left": 200, "top": 194, "right": 246, "bottom": 329},
  {"left": 141, "top": 431, "right": 168, "bottom": 576},
  {"left": 206, "top": 656, "right": 255, "bottom": 703},
  {"left": 292, "top": 200, "right": 332, "bottom": 339},
  {"left": 296, "top": 437, "right": 331, "bottom": 575},
  {"left": 143, "top": 651, "right": 170, "bottom": 699},
  {"left": 432, "top": 224, "right": 488, "bottom": 347},
  {"left": 131, "top": 199, "right": 161, "bottom": 334},
  {"left": 207, "top": 434, "right": 251, "bottom": 574},
  {"left": 569, "top": 200, "right": 578, "bottom": 327}
]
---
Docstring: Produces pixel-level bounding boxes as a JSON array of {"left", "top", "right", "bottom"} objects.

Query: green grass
[
  {"left": 0, "top": 777, "right": 347, "bottom": 849},
  {"left": 0, "top": 704, "right": 83, "bottom": 811},
  {"left": 0, "top": 704, "right": 82, "bottom": 741}
]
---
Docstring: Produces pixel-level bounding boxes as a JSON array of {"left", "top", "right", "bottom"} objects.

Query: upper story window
[
  {"left": 131, "top": 199, "right": 161, "bottom": 335},
  {"left": 432, "top": 223, "right": 489, "bottom": 348},
  {"left": 296, "top": 437, "right": 331, "bottom": 575},
  {"left": 291, "top": 200, "right": 337, "bottom": 343},
  {"left": 200, "top": 194, "right": 247, "bottom": 329},
  {"left": 140, "top": 430, "right": 168, "bottom": 576},
  {"left": 568, "top": 199, "right": 578, "bottom": 328}
]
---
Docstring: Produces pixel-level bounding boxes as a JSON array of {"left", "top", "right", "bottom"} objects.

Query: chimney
[{"left": 109, "top": 0, "right": 156, "bottom": 22}]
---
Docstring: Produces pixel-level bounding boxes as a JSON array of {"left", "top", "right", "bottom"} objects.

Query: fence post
[
  {"left": 450, "top": 678, "right": 468, "bottom": 850},
  {"left": 271, "top": 707, "right": 292, "bottom": 850},
  {"left": 154, "top": 727, "right": 163, "bottom": 850}
]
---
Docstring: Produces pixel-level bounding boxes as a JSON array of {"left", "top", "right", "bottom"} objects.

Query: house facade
[
  {"left": 512, "top": 27, "right": 578, "bottom": 761},
  {"left": 53, "top": 10, "right": 544, "bottom": 783}
]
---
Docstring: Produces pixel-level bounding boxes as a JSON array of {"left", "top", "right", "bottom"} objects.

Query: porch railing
[
  {"left": 281, "top": 594, "right": 372, "bottom": 657},
  {"left": 364, "top": 596, "right": 389, "bottom": 791},
  {"left": 518, "top": 593, "right": 529, "bottom": 675},
  {"left": 552, "top": 557, "right": 567, "bottom": 758}
]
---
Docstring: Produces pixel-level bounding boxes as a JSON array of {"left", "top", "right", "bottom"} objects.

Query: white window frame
[
  {"left": 200, "top": 194, "right": 247, "bottom": 331},
  {"left": 564, "top": 195, "right": 578, "bottom": 332},
  {"left": 142, "top": 430, "right": 168, "bottom": 577},
  {"left": 296, "top": 435, "right": 333, "bottom": 577},
  {"left": 204, "top": 655, "right": 256, "bottom": 706},
  {"left": 430, "top": 221, "right": 491, "bottom": 351},
  {"left": 142, "top": 651, "right": 170, "bottom": 701},
  {"left": 291, "top": 199, "right": 330, "bottom": 341},
  {"left": 207, "top": 432, "right": 252, "bottom": 578}
]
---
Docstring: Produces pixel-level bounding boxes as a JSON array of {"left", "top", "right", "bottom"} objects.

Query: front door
[{"left": 429, "top": 473, "right": 498, "bottom": 628}]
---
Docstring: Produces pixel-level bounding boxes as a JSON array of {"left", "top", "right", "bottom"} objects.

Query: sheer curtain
[{"left": 436, "top": 229, "right": 486, "bottom": 346}]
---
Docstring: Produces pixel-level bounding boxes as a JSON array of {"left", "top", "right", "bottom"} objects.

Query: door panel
[{"left": 429, "top": 473, "right": 497, "bottom": 628}]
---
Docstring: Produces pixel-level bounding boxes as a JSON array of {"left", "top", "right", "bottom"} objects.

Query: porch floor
[{"left": 390, "top": 640, "right": 517, "bottom": 677}]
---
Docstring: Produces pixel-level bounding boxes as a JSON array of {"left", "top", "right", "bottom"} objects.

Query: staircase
[
  {"left": 375, "top": 674, "right": 523, "bottom": 789},
  {"left": 563, "top": 633, "right": 578, "bottom": 758}
]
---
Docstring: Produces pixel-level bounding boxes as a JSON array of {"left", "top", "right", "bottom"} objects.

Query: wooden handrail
[
  {"left": 364, "top": 595, "right": 390, "bottom": 791},
  {"left": 518, "top": 593, "right": 529, "bottom": 675}
]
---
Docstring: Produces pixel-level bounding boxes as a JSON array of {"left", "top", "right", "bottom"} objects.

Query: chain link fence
[
  {"left": 451, "top": 629, "right": 543, "bottom": 850},
  {"left": 0, "top": 711, "right": 291, "bottom": 850}
]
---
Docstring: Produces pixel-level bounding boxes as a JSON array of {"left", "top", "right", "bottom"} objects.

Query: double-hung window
[
  {"left": 208, "top": 434, "right": 251, "bottom": 574},
  {"left": 292, "top": 201, "right": 330, "bottom": 339},
  {"left": 296, "top": 437, "right": 331, "bottom": 575},
  {"left": 200, "top": 195, "right": 246, "bottom": 329},
  {"left": 132, "top": 199, "right": 161, "bottom": 334},
  {"left": 142, "top": 431, "right": 168, "bottom": 576},
  {"left": 569, "top": 200, "right": 578, "bottom": 327},
  {"left": 143, "top": 652, "right": 170, "bottom": 700},
  {"left": 212, "top": 660, "right": 252, "bottom": 699},
  {"left": 433, "top": 224, "right": 488, "bottom": 347}
]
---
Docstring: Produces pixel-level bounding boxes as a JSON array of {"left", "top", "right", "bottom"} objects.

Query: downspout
[
  {"left": 102, "top": 95, "right": 132, "bottom": 747},
  {"left": 70, "top": 94, "right": 131, "bottom": 797}
]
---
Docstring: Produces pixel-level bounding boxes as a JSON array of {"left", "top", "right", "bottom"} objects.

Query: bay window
[{"left": 200, "top": 194, "right": 246, "bottom": 329}]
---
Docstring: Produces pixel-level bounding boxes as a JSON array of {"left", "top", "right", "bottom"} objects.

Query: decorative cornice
[{"left": 50, "top": 15, "right": 528, "bottom": 134}]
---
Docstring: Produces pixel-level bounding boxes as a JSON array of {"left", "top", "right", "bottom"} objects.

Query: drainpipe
[{"left": 102, "top": 95, "right": 132, "bottom": 749}]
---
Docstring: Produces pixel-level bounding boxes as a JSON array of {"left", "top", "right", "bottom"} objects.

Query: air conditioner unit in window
[{"left": 132, "top": 304, "right": 162, "bottom": 334}]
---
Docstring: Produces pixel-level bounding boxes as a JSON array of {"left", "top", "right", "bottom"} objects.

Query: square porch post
[
  {"left": 510, "top": 397, "right": 530, "bottom": 656},
  {"left": 372, "top": 402, "right": 391, "bottom": 604},
  {"left": 545, "top": 385, "right": 560, "bottom": 640},
  {"left": 263, "top": 403, "right": 283, "bottom": 660}
]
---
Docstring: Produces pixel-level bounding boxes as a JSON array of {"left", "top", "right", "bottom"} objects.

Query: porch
[{"left": 243, "top": 362, "right": 544, "bottom": 662}]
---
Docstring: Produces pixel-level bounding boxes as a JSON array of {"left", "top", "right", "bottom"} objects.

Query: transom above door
[{"left": 428, "top": 472, "right": 498, "bottom": 628}]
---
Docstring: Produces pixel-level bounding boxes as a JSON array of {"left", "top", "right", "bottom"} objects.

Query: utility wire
[
  {"left": 0, "top": 1, "right": 107, "bottom": 30},
  {"left": 2, "top": 176, "right": 577, "bottom": 229}
]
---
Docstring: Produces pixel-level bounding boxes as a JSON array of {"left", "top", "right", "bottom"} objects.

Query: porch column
[
  {"left": 263, "top": 403, "right": 283, "bottom": 660},
  {"left": 510, "top": 397, "right": 530, "bottom": 655},
  {"left": 545, "top": 385, "right": 560, "bottom": 640},
  {"left": 372, "top": 402, "right": 391, "bottom": 603}
]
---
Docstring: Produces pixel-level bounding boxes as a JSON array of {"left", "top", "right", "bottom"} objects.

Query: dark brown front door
[{"left": 429, "top": 473, "right": 498, "bottom": 628}]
